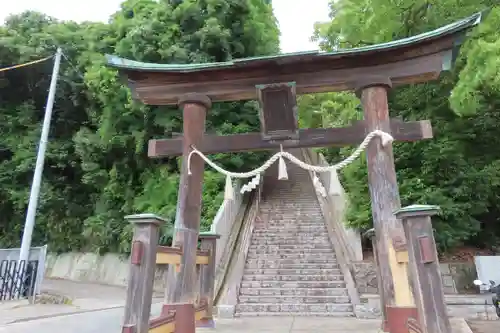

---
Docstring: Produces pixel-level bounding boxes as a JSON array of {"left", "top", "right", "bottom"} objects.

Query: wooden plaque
[
  {"left": 256, "top": 82, "right": 299, "bottom": 141},
  {"left": 418, "top": 235, "right": 434, "bottom": 264}
]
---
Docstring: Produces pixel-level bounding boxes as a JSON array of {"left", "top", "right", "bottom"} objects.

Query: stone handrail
[
  {"left": 209, "top": 180, "right": 245, "bottom": 276},
  {"left": 300, "top": 148, "right": 361, "bottom": 308},
  {"left": 214, "top": 177, "right": 263, "bottom": 318}
]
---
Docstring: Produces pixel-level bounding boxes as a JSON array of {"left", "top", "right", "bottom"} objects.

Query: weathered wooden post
[
  {"left": 394, "top": 205, "right": 451, "bottom": 333},
  {"left": 357, "top": 78, "right": 417, "bottom": 333},
  {"left": 122, "top": 214, "right": 164, "bottom": 333},
  {"left": 165, "top": 93, "right": 211, "bottom": 304},
  {"left": 197, "top": 232, "right": 220, "bottom": 328},
  {"left": 364, "top": 228, "right": 388, "bottom": 329}
]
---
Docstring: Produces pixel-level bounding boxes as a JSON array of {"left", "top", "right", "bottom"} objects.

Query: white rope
[{"left": 187, "top": 130, "right": 393, "bottom": 178}]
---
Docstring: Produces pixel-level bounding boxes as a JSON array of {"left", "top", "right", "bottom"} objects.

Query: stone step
[
  {"left": 261, "top": 201, "right": 319, "bottom": 203},
  {"left": 244, "top": 268, "right": 342, "bottom": 275},
  {"left": 248, "top": 245, "right": 333, "bottom": 253},
  {"left": 253, "top": 230, "right": 328, "bottom": 234},
  {"left": 252, "top": 230, "right": 328, "bottom": 236},
  {"left": 260, "top": 205, "right": 321, "bottom": 209},
  {"left": 255, "top": 221, "right": 326, "bottom": 225},
  {"left": 242, "top": 274, "right": 344, "bottom": 282},
  {"left": 249, "top": 244, "right": 332, "bottom": 250},
  {"left": 260, "top": 209, "right": 323, "bottom": 211},
  {"left": 246, "top": 253, "right": 336, "bottom": 259},
  {"left": 239, "top": 288, "right": 348, "bottom": 297},
  {"left": 251, "top": 236, "right": 330, "bottom": 241},
  {"left": 262, "top": 220, "right": 327, "bottom": 227},
  {"left": 253, "top": 230, "right": 328, "bottom": 235},
  {"left": 235, "top": 303, "right": 353, "bottom": 313},
  {"left": 257, "top": 224, "right": 325, "bottom": 227},
  {"left": 250, "top": 240, "right": 331, "bottom": 246},
  {"left": 260, "top": 211, "right": 323, "bottom": 215},
  {"left": 258, "top": 218, "right": 325, "bottom": 222},
  {"left": 245, "top": 258, "right": 337, "bottom": 264},
  {"left": 252, "top": 232, "right": 329, "bottom": 236},
  {"left": 261, "top": 205, "right": 321, "bottom": 208},
  {"left": 235, "top": 311, "right": 355, "bottom": 317},
  {"left": 251, "top": 237, "right": 330, "bottom": 242},
  {"left": 237, "top": 170, "right": 354, "bottom": 315},
  {"left": 261, "top": 215, "right": 324, "bottom": 219},
  {"left": 253, "top": 228, "right": 327, "bottom": 233},
  {"left": 247, "top": 250, "right": 334, "bottom": 256},
  {"left": 238, "top": 295, "right": 350, "bottom": 304},
  {"left": 253, "top": 226, "right": 327, "bottom": 231},
  {"left": 245, "top": 262, "right": 339, "bottom": 269},
  {"left": 251, "top": 235, "right": 330, "bottom": 240},
  {"left": 255, "top": 219, "right": 324, "bottom": 224},
  {"left": 241, "top": 280, "right": 347, "bottom": 289}
]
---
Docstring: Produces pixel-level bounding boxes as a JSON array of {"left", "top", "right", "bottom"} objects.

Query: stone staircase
[{"left": 235, "top": 153, "right": 354, "bottom": 317}]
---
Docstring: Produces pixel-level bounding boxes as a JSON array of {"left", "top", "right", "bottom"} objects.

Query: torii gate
[{"left": 107, "top": 12, "right": 481, "bottom": 333}]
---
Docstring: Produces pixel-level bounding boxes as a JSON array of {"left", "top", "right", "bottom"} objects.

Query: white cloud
[{"left": 1, "top": 0, "right": 331, "bottom": 52}]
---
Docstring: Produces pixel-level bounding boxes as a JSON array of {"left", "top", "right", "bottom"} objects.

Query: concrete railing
[
  {"left": 209, "top": 181, "right": 244, "bottom": 268},
  {"left": 207, "top": 181, "right": 250, "bottom": 295},
  {"left": 215, "top": 178, "right": 263, "bottom": 318}
]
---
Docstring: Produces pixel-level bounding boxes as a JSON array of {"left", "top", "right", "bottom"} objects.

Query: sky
[{"left": 0, "top": 0, "right": 331, "bottom": 53}]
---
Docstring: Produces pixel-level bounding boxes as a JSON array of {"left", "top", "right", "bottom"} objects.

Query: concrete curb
[
  {"left": 454, "top": 318, "right": 474, "bottom": 333},
  {"left": 3, "top": 297, "right": 164, "bottom": 325}
]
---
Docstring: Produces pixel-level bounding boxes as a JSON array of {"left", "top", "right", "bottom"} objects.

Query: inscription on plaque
[{"left": 257, "top": 82, "right": 299, "bottom": 141}]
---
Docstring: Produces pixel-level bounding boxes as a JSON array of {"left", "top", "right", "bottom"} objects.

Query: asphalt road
[{"left": 0, "top": 304, "right": 163, "bottom": 333}]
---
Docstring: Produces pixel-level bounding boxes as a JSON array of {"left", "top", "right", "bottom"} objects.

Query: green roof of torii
[{"left": 106, "top": 12, "right": 482, "bottom": 73}]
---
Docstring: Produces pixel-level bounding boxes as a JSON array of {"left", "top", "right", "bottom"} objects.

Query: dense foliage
[
  {"left": 0, "top": 0, "right": 279, "bottom": 253},
  {"left": 2, "top": 0, "right": 499, "bottom": 255},
  {"left": 303, "top": 0, "right": 500, "bottom": 252}
]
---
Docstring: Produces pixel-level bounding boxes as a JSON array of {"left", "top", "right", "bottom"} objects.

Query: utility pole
[{"left": 18, "top": 48, "right": 62, "bottom": 266}]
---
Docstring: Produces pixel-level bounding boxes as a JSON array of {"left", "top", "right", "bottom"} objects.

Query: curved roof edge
[{"left": 105, "top": 12, "right": 482, "bottom": 73}]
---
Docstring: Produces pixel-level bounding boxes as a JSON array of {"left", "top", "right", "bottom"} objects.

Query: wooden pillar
[
  {"left": 395, "top": 205, "right": 451, "bottom": 333},
  {"left": 364, "top": 228, "right": 388, "bottom": 332},
  {"left": 357, "top": 77, "right": 417, "bottom": 333},
  {"left": 165, "top": 93, "right": 211, "bottom": 307},
  {"left": 122, "top": 214, "right": 164, "bottom": 333},
  {"left": 197, "top": 232, "right": 220, "bottom": 328}
]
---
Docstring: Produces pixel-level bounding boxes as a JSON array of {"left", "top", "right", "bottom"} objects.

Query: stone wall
[
  {"left": 44, "top": 252, "right": 169, "bottom": 291},
  {"left": 352, "top": 260, "right": 477, "bottom": 294},
  {"left": 356, "top": 294, "right": 499, "bottom": 320},
  {"left": 45, "top": 253, "right": 478, "bottom": 297}
]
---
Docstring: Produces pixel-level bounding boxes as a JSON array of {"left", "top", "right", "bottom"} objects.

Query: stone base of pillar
[
  {"left": 386, "top": 305, "right": 419, "bottom": 333},
  {"left": 160, "top": 303, "right": 196, "bottom": 332},
  {"left": 216, "top": 305, "right": 235, "bottom": 318},
  {"left": 382, "top": 319, "right": 390, "bottom": 332}
]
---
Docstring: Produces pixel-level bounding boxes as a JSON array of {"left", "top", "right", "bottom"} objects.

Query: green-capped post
[{"left": 395, "top": 205, "right": 450, "bottom": 333}]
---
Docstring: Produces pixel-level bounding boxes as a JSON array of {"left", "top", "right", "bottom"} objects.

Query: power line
[
  {"left": 61, "top": 50, "right": 85, "bottom": 81},
  {"left": 0, "top": 55, "right": 53, "bottom": 73}
]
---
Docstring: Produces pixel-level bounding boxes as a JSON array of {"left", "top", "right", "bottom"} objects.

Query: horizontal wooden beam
[
  {"left": 148, "top": 119, "right": 433, "bottom": 158},
  {"left": 149, "top": 313, "right": 175, "bottom": 333},
  {"left": 156, "top": 246, "right": 209, "bottom": 265},
  {"left": 131, "top": 54, "right": 446, "bottom": 105}
]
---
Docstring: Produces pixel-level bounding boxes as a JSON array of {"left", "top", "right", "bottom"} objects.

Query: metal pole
[{"left": 19, "top": 48, "right": 62, "bottom": 264}]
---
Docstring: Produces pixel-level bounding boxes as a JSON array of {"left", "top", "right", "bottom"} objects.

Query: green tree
[
  {"left": 303, "top": 0, "right": 500, "bottom": 252},
  {"left": 0, "top": 0, "right": 279, "bottom": 253}
]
